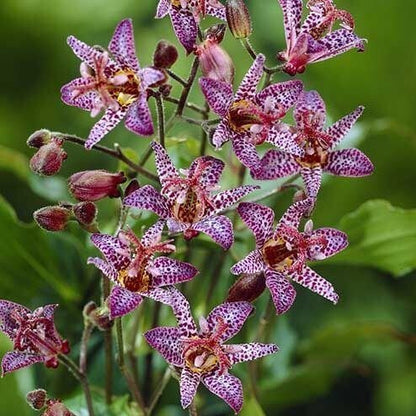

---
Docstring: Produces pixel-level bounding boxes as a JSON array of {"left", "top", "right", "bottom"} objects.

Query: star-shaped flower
[
  {"left": 145, "top": 291, "right": 277, "bottom": 413},
  {"left": 87, "top": 220, "right": 198, "bottom": 318},
  {"left": 123, "top": 142, "right": 259, "bottom": 249},
  {"left": 277, "top": 0, "right": 366, "bottom": 75},
  {"left": 156, "top": 0, "right": 226, "bottom": 53},
  {"left": 231, "top": 198, "right": 348, "bottom": 314},
  {"left": 61, "top": 19, "right": 164, "bottom": 149},
  {"left": 252, "top": 90, "right": 374, "bottom": 198},
  {"left": 0, "top": 301, "right": 69, "bottom": 376},
  {"left": 200, "top": 54, "right": 303, "bottom": 169}
]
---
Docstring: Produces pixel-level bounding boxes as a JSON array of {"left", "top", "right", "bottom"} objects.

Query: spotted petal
[
  {"left": 301, "top": 165, "right": 322, "bottom": 198},
  {"left": 265, "top": 269, "right": 296, "bottom": 315},
  {"left": 125, "top": 94, "right": 154, "bottom": 136},
  {"left": 211, "top": 185, "right": 259, "bottom": 212},
  {"left": 108, "top": 286, "right": 143, "bottom": 319},
  {"left": 170, "top": 289, "right": 198, "bottom": 338},
  {"left": 231, "top": 249, "right": 265, "bottom": 275},
  {"left": 141, "top": 220, "right": 165, "bottom": 247},
  {"left": 87, "top": 257, "right": 118, "bottom": 281},
  {"left": 124, "top": 185, "right": 171, "bottom": 218},
  {"left": 234, "top": 54, "right": 265, "bottom": 101},
  {"left": 212, "top": 120, "right": 232, "bottom": 149},
  {"left": 60, "top": 77, "right": 96, "bottom": 111},
  {"left": 0, "top": 301, "right": 30, "bottom": 340},
  {"left": 232, "top": 136, "right": 261, "bottom": 170},
  {"left": 251, "top": 149, "right": 300, "bottom": 180},
  {"left": 180, "top": 367, "right": 201, "bottom": 409},
  {"left": 1, "top": 352, "right": 44, "bottom": 376},
  {"left": 294, "top": 90, "right": 326, "bottom": 129},
  {"left": 323, "top": 149, "right": 374, "bottom": 177},
  {"left": 256, "top": 80, "right": 303, "bottom": 112},
  {"left": 193, "top": 215, "right": 234, "bottom": 250},
  {"left": 170, "top": 7, "right": 198, "bottom": 54},
  {"left": 206, "top": 3, "right": 226, "bottom": 20},
  {"left": 266, "top": 125, "right": 304, "bottom": 156},
  {"left": 278, "top": 0, "right": 303, "bottom": 50},
  {"left": 226, "top": 342, "right": 278, "bottom": 364},
  {"left": 309, "top": 227, "right": 348, "bottom": 260},
  {"left": 188, "top": 156, "right": 224, "bottom": 188},
  {"left": 150, "top": 257, "right": 198, "bottom": 286},
  {"left": 152, "top": 141, "right": 180, "bottom": 186},
  {"left": 202, "top": 371, "right": 243, "bottom": 414},
  {"left": 156, "top": 0, "right": 171, "bottom": 18},
  {"left": 278, "top": 197, "right": 313, "bottom": 229},
  {"left": 199, "top": 78, "right": 234, "bottom": 118},
  {"left": 144, "top": 326, "right": 183, "bottom": 366},
  {"left": 140, "top": 67, "right": 165, "bottom": 89},
  {"left": 90, "top": 233, "right": 130, "bottom": 270}
]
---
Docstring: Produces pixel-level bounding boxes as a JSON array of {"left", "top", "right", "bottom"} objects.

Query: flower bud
[
  {"left": 34, "top": 206, "right": 71, "bottom": 232},
  {"left": 26, "top": 389, "right": 47, "bottom": 410},
  {"left": 226, "top": 273, "right": 266, "bottom": 303},
  {"left": 124, "top": 179, "right": 140, "bottom": 197},
  {"left": 30, "top": 138, "right": 67, "bottom": 176},
  {"left": 83, "top": 301, "right": 113, "bottom": 331},
  {"left": 27, "top": 129, "right": 52, "bottom": 148},
  {"left": 226, "top": 0, "right": 252, "bottom": 39},
  {"left": 153, "top": 40, "right": 179, "bottom": 69},
  {"left": 73, "top": 201, "right": 97, "bottom": 226},
  {"left": 68, "top": 170, "right": 126, "bottom": 202},
  {"left": 43, "top": 400, "right": 75, "bottom": 416}
]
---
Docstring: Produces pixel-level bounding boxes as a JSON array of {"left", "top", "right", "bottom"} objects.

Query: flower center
[
  {"left": 172, "top": 189, "right": 205, "bottom": 224},
  {"left": 117, "top": 265, "right": 151, "bottom": 293},
  {"left": 228, "top": 100, "right": 266, "bottom": 133},
  {"left": 262, "top": 237, "right": 296, "bottom": 271},
  {"left": 184, "top": 341, "right": 220, "bottom": 374}
]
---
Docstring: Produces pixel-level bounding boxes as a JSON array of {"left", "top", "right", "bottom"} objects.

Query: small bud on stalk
[
  {"left": 34, "top": 206, "right": 71, "bottom": 232},
  {"left": 68, "top": 170, "right": 126, "bottom": 202},
  {"left": 27, "top": 129, "right": 52, "bottom": 148},
  {"left": 26, "top": 389, "right": 47, "bottom": 410},
  {"left": 29, "top": 138, "right": 67, "bottom": 176},
  {"left": 226, "top": 272, "right": 266, "bottom": 303},
  {"left": 153, "top": 40, "right": 179, "bottom": 68},
  {"left": 43, "top": 400, "right": 75, "bottom": 416},
  {"left": 83, "top": 301, "right": 113, "bottom": 331},
  {"left": 73, "top": 202, "right": 97, "bottom": 226},
  {"left": 226, "top": 0, "right": 252, "bottom": 39}
]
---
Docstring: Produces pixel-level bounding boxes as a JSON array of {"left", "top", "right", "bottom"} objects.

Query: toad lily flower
[
  {"left": 61, "top": 19, "right": 164, "bottom": 149},
  {"left": 252, "top": 90, "right": 374, "bottom": 198},
  {"left": 0, "top": 301, "right": 69, "bottom": 376},
  {"left": 123, "top": 141, "right": 258, "bottom": 249},
  {"left": 200, "top": 54, "right": 303, "bottom": 169},
  {"left": 156, "top": 0, "right": 226, "bottom": 53},
  {"left": 87, "top": 221, "right": 198, "bottom": 318},
  {"left": 277, "top": 0, "right": 366, "bottom": 75},
  {"left": 145, "top": 292, "right": 278, "bottom": 413},
  {"left": 231, "top": 198, "right": 348, "bottom": 314}
]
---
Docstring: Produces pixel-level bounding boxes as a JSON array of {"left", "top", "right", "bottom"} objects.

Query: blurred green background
[{"left": 1, "top": 0, "right": 416, "bottom": 415}]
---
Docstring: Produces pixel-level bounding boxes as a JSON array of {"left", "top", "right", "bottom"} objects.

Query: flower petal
[
  {"left": 108, "top": 19, "right": 140, "bottom": 72},
  {"left": 324, "top": 149, "right": 374, "bottom": 177},
  {"left": 180, "top": 367, "right": 200, "bottom": 409},
  {"left": 231, "top": 136, "right": 261, "bottom": 169},
  {"left": 188, "top": 156, "right": 225, "bottom": 188},
  {"left": 301, "top": 165, "right": 322, "bottom": 198},
  {"left": 211, "top": 185, "right": 259, "bottom": 212},
  {"left": 156, "top": 0, "right": 171, "bottom": 18},
  {"left": 193, "top": 215, "right": 234, "bottom": 250},
  {"left": 89, "top": 233, "right": 130, "bottom": 270},
  {"left": 264, "top": 269, "right": 296, "bottom": 315},
  {"left": 206, "top": 3, "right": 226, "bottom": 20},
  {"left": 256, "top": 79, "right": 303, "bottom": 112},
  {"left": 199, "top": 78, "right": 234, "bottom": 118},
  {"left": 141, "top": 220, "right": 165, "bottom": 247},
  {"left": 150, "top": 257, "right": 198, "bottom": 286},
  {"left": 226, "top": 342, "right": 278, "bottom": 364},
  {"left": 169, "top": 289, "right": 198, "bottom": 337},
  {"left": 1, "top": 352, "right": 44, "bottom": 376},
  {"left": 310, "top": 228, "right": 348, "bottom": 259},
  {"left": 234, "top": 54, "right": 265, "bottom": 101},
  {"left": 124, "top": 185, "right": 171, "bottom": 219},
  {"left": 277, "top": 0, "right": 303, "bottom": 50},
  {"left": 202, "top": 372, "right": 243, "bottom": 414},
  {"left": 251, "top": 149, "right": 300, "bottom": 180},
  {"left": 266, "top": 125, "right": 304, "bottom": 156},
  {"left": 151, "top": 141, "right": 180, "bottom": 187},
  {"left": 125, "top": 94, "right": 154, "bottom": 136},
  {"left": 277, "top": 197, "right": 314, "bottom": 229},
  {"left": 231, "top": 249, "right": 265, "bottom": 275},
  {"left": 87, "top": 257, "right": 118, "bottom": 281},
  {"left": 86, "top": 106, "right": 128, "bottom": 149},
  {"left": 170, "top": 7, "right": 198, "bottom": 53},
  {"left": 294, "top": 90, "right": 326, "bottom": 129},
  {"left": 108, "top": 286, "right": 143, "bottom": 319},
  {"left": 146, "top": 286, "right": 182, "bottom": 306},
  {"left": 140, "top": 67, "right": 165, "bottom": 89},
  {"left": 60, "top": 77, "right": 96, "bottom": 111},
  {"left": 144, "top": 326, "right": 183, "bottom": 366},
  {"left": 237, "top": 202, "right": 274, "bottom": 247},
  {"left": 291, "top": 266, "right": 339, "bottom": 304},
  {"left": 212, "top": 120, "right": 232, "bottom": 149},
  {"left": 0, "top": 301, "right": 30, "bottom": 340}
]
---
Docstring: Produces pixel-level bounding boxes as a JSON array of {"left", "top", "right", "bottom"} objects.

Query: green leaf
[
  {"left": 0, "top": 145, "right": 30, "bottom": 182},
  {"left": 241, "top": 396, "right": 266, "bottom": 416},
  {"left": 327, "top": 200, "right": 416, "bottom": 277}
]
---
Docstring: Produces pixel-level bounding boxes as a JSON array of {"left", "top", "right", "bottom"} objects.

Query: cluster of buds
[
  {"left": 82, "top": 301, "right": 113, "bottom": 331},
  {"left": 26, "top": 389, "right": 74, "bottom": 416}
]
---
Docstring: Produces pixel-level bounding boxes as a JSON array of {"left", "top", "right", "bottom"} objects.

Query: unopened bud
[
  {"left": 204, "top": 24, "right": 226, "bottom": 44},
  {"left": 124, "top": 179, "right": 140, "bottom": 197},
  {"left": 27, "top": 129, "right": 52, "bottom": 148},
  {"left": 73, "top": 202, "right": 97, "bottom": 226},
  {"left": 159, "top": 83, "right": 172, "bottom": 97},
  {"left": 83, "top": 301, "right": 113, "bottom": 331},
  {"left": 226, "top": 0, "right": 252, "bottom": 39},
  {"left": 226, "top": 273, "right": 266, "bottom": 303},
  {"left": 34, "top": 206, "right": 71, "bottom": 232},
  {"left": 68, "top": 170, "right": 126, "bottom": 202},
  {"left": 26, "top": 389, "right": 47, "bottom": 410},
  {"left": 43, "top": 400, "right": 75, "bottom": 416},
  {"left": 153, "top": 40, "right": 179, "bottom": 69},
  {"left": 30, "top": 138, "right": 67, "bottom": 176}
]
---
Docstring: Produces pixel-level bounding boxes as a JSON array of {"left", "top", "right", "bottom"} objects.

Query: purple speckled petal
[
  {"left": 206, "top": 3, "right": 226, "bottom": 20},
  {"left": 108, "top": 286, "right": 143, "bottom": 319},
  {"left": 212, "top": 120, "right": 232, "bottom": 149},
  {"left": 166, "top": 218, "right": 188, "bottom": 233},
  {"left": 180, "top": 367, "right": 200, "bottom": 409},
  {"left": 141, "top": 220, "right": 165, "bottom": 247},
  {"left": 1, "top": 352, "right": 44, "bottom": 376},
  {"left": 266, "top": 125, "right": 304, "bottom": 156},
  {"left": 206, "top": 302, "right": 253, "bottom": 342},
  {"left": 235, "top": 54, "right": 265, "bottom": 101},
  {"left": 232, "top": 136, "right": 261, "bottom": 170},
  {"left": 188, "top": 156, "right": 225, "bottom": 188},
  {"left": 264, "top": 269, "right": 296, "bottom": 315},
  {"left": 237, "top": 202, "right": 274, "bottom": 248},
  {"left": 300, "top": 8, "right": 326, "bottom": 35},
  {"left": 324, "top": 149, "right": 374, "bottom": 177},
  {"left": 0, "top": 301, "right": 30, "bottom": 340},
  {"left": 326, "top": 106, "right": 364, "bottom": 150},
  {"left": 108, "top": 19, "right": 140, "bottom": 71},
  {"left": 291, "top": 266, "right": 339, "bottom": 304},
  {"left": 251, "top": 149, "right": 300, "bottom": 180},
  {"left": 170, "top": 7, "right": 198, "bottom": 54},
  {"left": 226, "top": 342, "right": 278, "bottom": 364},
  {"left": 156, "top": 0, "right": 171, "bottom": 18},
  {"left": 125, "top": 94, "right": 154, "bottom": 136},
  {"left": 277, "top": 197, "right": 313, "bottom": 229},
  {"left": 170, "top": 289, "right": 198, "bottom": 338},
  {"left": 87, "top": 257, "right": 118, "bottom": 281},
  {"left": 151, "top": 141, "right": 180, "bottom": 187},
  {"left": 144, "top": 326, "right": 183, "bottom": 366},
  {"left": 60, "top": 77, "right": 96, "bottom": 111},
  {"left": 193, "top": 215, "right": 234, "bottom": 250},
  {"left": 231, "top": 249, "right": 265, "bottom": 275},
  {"left": 294, "top": 90, "right": 326, "bottom": 129},
  {"left": 124, "top": 185, "right": 171, "bottom": 218},
  {"left": 211, "top": 185, "right": 259, "bottom": 212},
  {"left": 310, "top": 228, "right": 348, "bottom": 259},
  {"left": 256, "top": 79, "right": 303, "bottom": 112},
  {"left": 301, "top": 165, "right": 322, "bottom": 198},
  {"left": 140, "top": 67, "right": 165, "bottom": 89},
  {"left": 150, "top": 257, "right": 198, "bottom": 286},
  {"left": 89, "top": 233, "right": 130, "bottom": 270},
  {"left": 202, "top": 371, "right": 243, "bottom": 414},
  {"left": 86, "top": 106, "right": 128, "bottom": 149},
  {"left": 199, "top": 78, "right": 234, "bottom": 117},
  {"left": 278, "top": 0, "right": 303, "bottom": 49},
  {"left": 40, "top": 304, "right": 57, "bottom": 320}
]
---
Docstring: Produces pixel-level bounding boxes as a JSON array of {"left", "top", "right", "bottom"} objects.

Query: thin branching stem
[
  {"left": 176, "top": 57, "right": 200, "bottom": 116},
  {"left": 166, "top": 69, "right": 187, "bottom": 86},
  {"left": 147, "top": 367, "right": 172, "bottom": 414},
  {"left": 155, "top": 93, "right": 166, "bottom": 148}
]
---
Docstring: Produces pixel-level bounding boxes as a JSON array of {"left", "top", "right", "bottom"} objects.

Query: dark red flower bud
[
  {"left": 226, "top": 272, "right": 266, "bottom": 303},
  {"left": 226, "top": 0, "right": 252, "bottom": 39},
  {"left": 68, "top": 170, "right": 126, "bottom": 202},
  {"left": 26, "top": 389, "right": 47, "bottom": 410},
  {"left": 30, "top": 138, "right": 67, "bottom": 176},
  {"left": 73, "top": 201, "right": 97, "bottom": 226},
  {"left": 34, "top": 206, "right": 71, "bottom": 232},
  {"left": 204, "top": 24, "right": 226, "bottom": 44},
  {"left": 159, "top": 83, "right": 172, "bottom": 97},
  {"left": 153, "top": 40, "right": 179, "bottom": 69},
  {"left": 124, "top": 179, "right": 140, "bottom": 197},
  {"left": 83, "top": 301, "right": 113, "bottom": 331},
  {"left": 27, "top": 129, "right": 52, "bottom": 148},
  {"left": 43, "top": 400, "right": 75, "bottom": 416}
]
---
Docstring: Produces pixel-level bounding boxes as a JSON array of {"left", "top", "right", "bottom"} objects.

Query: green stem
[
  {"left": 155, "top": 93, "right": 165, "bottom": 148},
  {"left": 166, "top": 69, "right": 187, "bottom": 86},
  {"left": 147, "top": 368, "right": 172, "bottom": 414},
  {"left": 176, "top": 57, "right": 199, "bottom": 116}
]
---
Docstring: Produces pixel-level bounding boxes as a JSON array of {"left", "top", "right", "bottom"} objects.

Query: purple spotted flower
[
  {"left": 156, "top": 0, "right": 226, "bottom": 53},
  {"left": 0, "top": 301, "right": 69, "bottom": 376},
  {"left": 200, "top": 54, "right": 303, "bottom": 169},
  {"left": 123, "top": 141, "right": 258, "bottom": 249},
  {"left": 252, "top": 90, "right": 374, "bottom": 197},
  {"left": 61, "top": 19, "right": 164, "bottom": 149},
  {"left": 231, "top": 198, "right": 348, "bottom": 314},
  {"left": 277, "top": 0, "right": 366, "bottom": 75},
  {"left": 145, "top": 291, "right": 277, "bottom": 413},
  {"left": 87, "top": 221, "right": 198, "bottom": 318}
]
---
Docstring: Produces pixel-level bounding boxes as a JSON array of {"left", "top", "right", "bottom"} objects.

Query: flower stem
[
  {"left": 101, "top": 276, "right": 113, "bottom": 405},
  {"left": 155, "top": 93, "right": 165, "bottom": 148},
  {"left": 166, "top": 69, "right": 187, "bottom": 87},
  {"left": 79, "top": 322, "right": 93, "bottom": 375},
  {"left": 147, "top": 367, "right": 172, "bottom": 414},
  {"left": 240, "top": 38, "right": 283, "bottom": 74},
  {"left": 176, "top": 57, "right": 200, "bottom": 117},
  {"left": 189, "top": 400, "right": 199, "bottom": 416}
]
